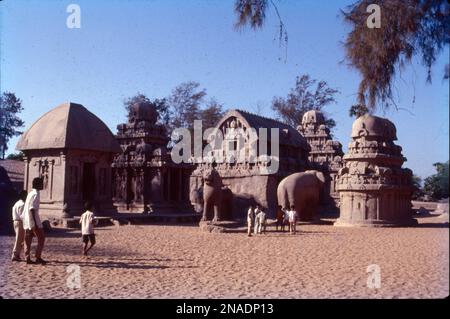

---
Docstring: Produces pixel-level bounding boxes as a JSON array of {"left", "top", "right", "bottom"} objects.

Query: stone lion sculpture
[{"left": 201, "top": 167, "right": 223, "bottom": 222}]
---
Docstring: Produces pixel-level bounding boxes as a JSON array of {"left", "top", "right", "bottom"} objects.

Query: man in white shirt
[
  {"left": 23, "top": 177, "right": 46, "bottom": 265},
  {"left": 80, "top": 201, "right": 96, "bottom": 256},
  {"left": 247, "top": 206, "right": 255, "bottom": 237},
  {"left": 254, "top": 205, "right": 261, "bottom": 235},
  {"left": 256, "top": 208, "right": 266, "bottom": 235},
  {"left": 11, "top": 190, "right": 28, "bottom": 261}
]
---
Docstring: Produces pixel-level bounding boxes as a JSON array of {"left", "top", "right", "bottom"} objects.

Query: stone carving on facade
[
  {"left": 297, "top": 110, "right": 344, "bottom": 209},
  {"left": 112, "top": 102, "right": 195, "bottom": 213},
  {"left": 191, "top": 109, "right": 310, "bottom": 218},
  {"left": 334, "top": 114, "right": 416, "bottom": 227}
]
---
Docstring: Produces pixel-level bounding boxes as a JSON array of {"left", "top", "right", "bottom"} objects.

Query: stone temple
[
  {"left": 112, "top": 102, "right": 195, "bottom": 214},
  {"left": 190, "top": 109, "right": 310, "bottom": 218},
  {"left": 297, "top": 110, "right": 344, "bottom": 208},
  {"left": 334, "top": 114, "right": 416, "bottom": 227},
  {"left": 16, "top": 102, "right": 120, "bottom": 219}
]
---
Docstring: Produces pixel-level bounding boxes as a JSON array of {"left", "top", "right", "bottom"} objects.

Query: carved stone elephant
[
  {"left": 202, "top": 168, "right": 223, "bottom": 222},
  {"left": 220, "top": 186, "right": 233, "bottom": 221},
  {"left": 277, "top": 170, "right": 326, "bottom": 221}
]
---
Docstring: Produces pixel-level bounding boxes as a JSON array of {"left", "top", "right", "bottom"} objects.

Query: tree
[
  {"left": 0, "top": 92, "right": 24, "bottom": 159},
  {"left": 349, "top": 104, "right": 369, "bottom": 118},
  {"left": 166, "top": 81, "right": 227, "bottom": 149},
  {"left": 168, "top": 81, "right": 206, "bottom": 130},
  {"left": 234, "top": 1, "right": 449, "bottom": 112},
  {"left": 234, "top": 0, "right": 268, "bottom": 29},
  {"left": 412, "top": 174, "right": 424, "bottom": 200},
  {"left": 423, "top": 161, "right": 449, "bottom": 200},
  {"left": 200, "top": 99, "right": 225, "bottom": 129},
  {"left": 271, "top": 74, "right": 339, "bottom": 129},
  {"left": 234, "top": 0, "right": 288, "bottom": 59},
  {"left": 123, "top": 93, "right": 170, "bottom": 126},
  {"left": 6, "top": 152, "right": 24, "bottom": 161},
  {"left": 342, "top": 0, "right": 449, "bottom": 111}
]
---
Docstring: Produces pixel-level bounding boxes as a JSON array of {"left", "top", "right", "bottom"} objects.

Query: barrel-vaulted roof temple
[{"left": 12, "top": 101, "right": 416, "bottom": 227}]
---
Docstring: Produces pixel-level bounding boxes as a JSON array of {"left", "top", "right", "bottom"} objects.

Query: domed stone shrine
[
  {"left": 16, "top": 102, "right": 121, "bottom": 218},
  {"left": 334, "top": 114, "right": 416, "bottom": 227}
]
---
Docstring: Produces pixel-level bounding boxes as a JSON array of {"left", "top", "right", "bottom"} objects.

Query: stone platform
[{"left": 198, "top": 220, "right": 245, "bottom": 233}]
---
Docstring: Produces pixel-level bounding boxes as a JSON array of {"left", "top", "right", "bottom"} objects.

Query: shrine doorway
[{"left": 82, "top": 163, "right": 96, "bottom": 203}]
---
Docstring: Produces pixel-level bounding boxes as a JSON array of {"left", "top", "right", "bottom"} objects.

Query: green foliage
[
  {"left": 234, "top": 1, "right": 449, "bottom": 113},
  {"left": 166, "top": 81, "right": 226, "bottom": 148},
  {"left": 6, "top": 152, "right": 24, "bottom": 161},
  {"left": 234, "top": 0, "right": 268, "bottom": 29},
  {"left": 0, "top": 92, "right": 24, "bottom": 159},
  {"left": 411, "top": 174, "right": 424, "bottom": 199},
  {"left": 423, "top": 161, "right": 449, "bottom": 200},
  {"left": 200, "top": 99, "right": 225, "bottom": 129},
  {"left": 234, "top": 0, "right": 288, "bottom": 58},
  {"left": 123, "top": 93, "right": 170, "bottom": 125},
  {"left": 168, "top": 81, "right": 207, "bottom": 130},
  {"left": 271, "top": 74, "right": 339, "bottom": 130},
  {"left": 349, "top": 104, "right": 370, "bottom": 118},
  {"left": 167, "top": 81, "right": 225, "bottom": 130},
  {"left": 342, "top": 0, "right": 449, "bottom": 111}
]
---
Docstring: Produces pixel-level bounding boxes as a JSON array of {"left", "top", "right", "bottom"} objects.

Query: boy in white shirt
[
  {"left": 11, "top": 190, "right": 28, "bottom": 261},
  {"left": 288, "top": 205, "right": 298, "bottom": 235},
  {"left": 23, "top": 177, "right": 46, "bottom": 265},
  {"left": 80, "top": 202, "right": 96, "bottom": 256}
]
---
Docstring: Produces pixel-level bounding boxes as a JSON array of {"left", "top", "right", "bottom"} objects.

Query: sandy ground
[{"left": 0, "top": 215, "right": 448, "bottom": 299}]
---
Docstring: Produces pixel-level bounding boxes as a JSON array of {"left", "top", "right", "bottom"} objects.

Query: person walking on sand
[
  {"left": 288, "top": 205, "right": 298, "bottom": 235},
  {"left": 254, "top": 205, "right": 261, "bottom": 235},
  {"left": 23, "top": 177, "right": 46, "bottom": 265},
  {"left": 80, "top": 201, "right": 96, "bottom": 256},
  {"left": 256, "top": 208, "right": 267, "bottom": 234},
  {"left": 11, "top": 190, "right": 27, "bottom": 262},
  {"left": 247, "top": 205, "right": 255, "bottom": 237}
]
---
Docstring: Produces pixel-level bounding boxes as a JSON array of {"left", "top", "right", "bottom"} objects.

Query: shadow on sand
[
  {"left": 415, "top": 222, "right": 449, "bottom": 228},
  {"left": 46, "top": 258, "right": 198, "bottom": 270}
]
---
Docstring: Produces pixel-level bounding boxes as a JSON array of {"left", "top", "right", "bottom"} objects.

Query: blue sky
[{"left": 1, "top": 0, "right": 448, "bottom": 179}]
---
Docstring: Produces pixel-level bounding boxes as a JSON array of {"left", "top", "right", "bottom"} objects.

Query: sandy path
[{"left": 0, "top": 216, "right": 448, "bottom": 298}]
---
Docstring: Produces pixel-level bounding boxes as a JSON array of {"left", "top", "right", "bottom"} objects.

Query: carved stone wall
[
  {"left": 334, "top": 114, "right": 416, "bottom": 227},
  {"left": 112, "top": 102, "right": 195, "bottom": 213},
  {"left": 297, "top": 110, "right": 344, "bottom": 207},
  {"left": 190, "top": 109, "right": 310, "bottom": 218}
]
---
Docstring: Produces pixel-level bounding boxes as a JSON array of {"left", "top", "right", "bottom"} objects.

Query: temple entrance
[{"left": 82, "top": 163, "right": 96, "bottom": 203}]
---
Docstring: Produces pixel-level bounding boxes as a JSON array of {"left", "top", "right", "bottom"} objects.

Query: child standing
[
  {"left": 80, "top": 202, "right": 96, "bottom": 256},
  {"left": 288, "top": 205, "right": 298, "bottom": 235}
]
